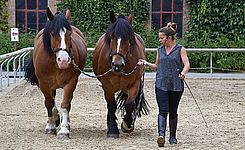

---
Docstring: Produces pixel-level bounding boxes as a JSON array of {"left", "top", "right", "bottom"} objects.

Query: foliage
[
  {"left": 186, "top": 0, "right": 245, "bottom": 45},
  {"left": 0, "top": 32, "right": 35, "bottom": 54},
  {"left": 56, "top": 0, "right": 155, "bottom": 49},
  {"left": 182, "top": 0, "right": 245, "bottom": 72},
  {"left": 0, "top": 0, "right": 9, "bottom": 32},
  {"left": 57, "top": 0, "right": 150, "bottom": 45}
]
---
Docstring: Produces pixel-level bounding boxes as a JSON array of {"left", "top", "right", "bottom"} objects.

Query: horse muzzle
[
  {"left": 111, "top": 61, "right": 125, "bottom": 72},
  {"left": 110, "top": 52, "right": 126, "bottom": 72},
  {"left": 56, "top": 50, "right": 71, "bottom": 69}
]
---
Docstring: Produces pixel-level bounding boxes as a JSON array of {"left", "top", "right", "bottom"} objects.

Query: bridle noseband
[
  {"left": 110, "top": 51, "right": 126, "bottom": 61},
  {"left": 109, "top": 43, "right": 133, "bottom": 63},
  {"left": 52, "top": 32, "right": 74, "bottom": 62}
]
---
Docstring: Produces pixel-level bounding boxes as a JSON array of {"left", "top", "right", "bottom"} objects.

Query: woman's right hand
[{"left": 137, "top": 59, "right": 147, "bottom": 66}]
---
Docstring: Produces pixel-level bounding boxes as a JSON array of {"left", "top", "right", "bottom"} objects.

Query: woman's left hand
[{"left": 179, "top": 73, "right": 186, "bottom": 80}]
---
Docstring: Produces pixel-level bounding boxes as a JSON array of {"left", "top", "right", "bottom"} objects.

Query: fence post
[
  {"left": 7, "top": 57, "right": 14, "bottom": 86},
  {"left": 210, "top": 51, "right": 213, "bottom": 75},
  {"left": 0, "top": 59, "right": 9, "bottom": 91}
]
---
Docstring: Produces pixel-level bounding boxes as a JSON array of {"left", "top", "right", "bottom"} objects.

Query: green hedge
[
  {"left": 57, "top": 0, "right": 150, "bottom": 47},
  {"left": 0, "top": 32, "right": 35, "bottom": 54},
  {"left": 0, "top": 0, "right": 9, "bottom": 32},
  {"left": 181, "top": 0, "right": 245, "bottom": 72}
]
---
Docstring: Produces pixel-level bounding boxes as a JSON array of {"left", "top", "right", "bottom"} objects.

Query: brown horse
[
  {"left": 92, "top": 12, "right": 149, "bottom": 138},
  {"left": 25, "top": 7, "right": 87, "bottom": 138}
]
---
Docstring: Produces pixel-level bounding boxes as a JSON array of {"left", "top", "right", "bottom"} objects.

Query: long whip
[{"left": 183, "top": 79, "right": 209, "bottom": 128}]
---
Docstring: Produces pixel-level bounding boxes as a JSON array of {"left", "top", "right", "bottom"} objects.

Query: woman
[{"left": 138, "top": 22, "right": 190, "bottom": 147}]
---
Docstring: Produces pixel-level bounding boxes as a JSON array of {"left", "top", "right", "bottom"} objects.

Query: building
[
  {"left": 6, "top": 0, "right": 189, "bottom": 37},
  {"left": 150, "top": 0, "right": 189, "bottom": 37},
  {"left": 7, "top": 0, "right": 60, "bottom": 32}
]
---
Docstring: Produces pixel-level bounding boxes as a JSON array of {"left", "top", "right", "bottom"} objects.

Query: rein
[
  {"left": 72, "top": 61, "right": 111, "bottom": 78},
  {"left": 71, "top": 60, "right": 139, "bottom": 78}
]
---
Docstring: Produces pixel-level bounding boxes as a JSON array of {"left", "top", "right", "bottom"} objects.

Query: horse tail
[
  {"left": 24, "top": 57, "right": 39, "bottom": 86},
  {"left": 116, "top": 75, "right": 150, "bottom": 117},
  {"left": 116, "top": 91, "right": 127, "bottom": 115},
  {"left": 135, "top": 76, "right": 150, "bottom": 117}
]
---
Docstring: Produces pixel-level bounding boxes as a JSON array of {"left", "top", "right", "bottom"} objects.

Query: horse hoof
[
  {"left": 45, "top": 129, "right": 56, "bottom": 135},
  {"left": 121, "top": 121, "right": 134, "bottom": 133},
  {"left": 57, "top": 134, "right": 70, "bottom": 139},
  {"left": 107, "top": 133, "right": 119, "bottom": 138}
]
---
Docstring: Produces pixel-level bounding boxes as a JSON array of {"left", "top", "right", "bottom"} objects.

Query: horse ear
[
  {"left": 46, "top": 7, "right": 54, "bottom": 21},
  {"left": 65, "top": 9, "right": 71, "bottom": 20},
  {"left": 110, "top": 11, "right": 116, "bottom": 23},
  {"left": 128, "top": 14, "right": 133, "bottom": 25}
]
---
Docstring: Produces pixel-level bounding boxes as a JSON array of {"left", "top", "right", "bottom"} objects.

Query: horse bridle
[
  {"left": 52, "top": 33, "right": 74, "bottom": 62},
  {"left": 109, "top": 43, "right": 133, "bottom": 63},
  {"left": 110, "top": 51, "right": 126, "bottom": 61}
]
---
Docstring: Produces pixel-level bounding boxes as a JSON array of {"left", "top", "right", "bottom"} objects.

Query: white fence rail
[
  {"left": 0, "top": 47, "right": 33, "bottom": 91},
  {"left": 0, "top": 47, "right": 245, "bottom": 91}
]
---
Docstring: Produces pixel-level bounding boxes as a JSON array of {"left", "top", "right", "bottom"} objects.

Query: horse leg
[
  {"left": 52, "top": 90, "right": 60, "bottom": 127},
  {"left": 105, "top": 91, "right": 119, "bottom": 138},
  {"left": 57, "top": 82, "right": 76, "bottom": 138},
  {"left": 121, "top": 80, "right": 140, "bottom": 133},
  {"left": 39, "top": 86, "right": 57, "bottom": 134}
]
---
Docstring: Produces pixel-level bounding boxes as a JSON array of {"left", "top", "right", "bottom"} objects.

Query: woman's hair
[{"left": 159, "top": 22, "right": 177, "bottom": 39}]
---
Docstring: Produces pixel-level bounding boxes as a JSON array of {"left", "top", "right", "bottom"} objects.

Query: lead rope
[
  {"left": 121, "top": 65, "right": 138, "bottom": 76},
  {"left": 72, "top": 61, "right": 112, "bottom": 78},
  {"left": 72, "top": 60, "right": 139, "bottom": 78}
]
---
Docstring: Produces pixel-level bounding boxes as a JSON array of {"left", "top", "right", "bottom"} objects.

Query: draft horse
[
  {"left": 92, "top": 12, "right": 149, "bottom": 138},
  {"left": 25, "top": 7, "right": 87, "bottom": 138}
]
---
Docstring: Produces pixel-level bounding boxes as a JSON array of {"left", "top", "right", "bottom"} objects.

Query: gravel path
[{"left": 0, "top": 78, "right": 244, "bottom": 150}]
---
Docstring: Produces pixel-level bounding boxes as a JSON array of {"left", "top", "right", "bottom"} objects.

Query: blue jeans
[{"left": 155, "top": 86, "right": 183, "bottom": 119}]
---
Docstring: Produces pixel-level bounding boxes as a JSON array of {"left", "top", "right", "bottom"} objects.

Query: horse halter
[
  {"left": 52, "top": 32, "right": 74, "bottom": 62},
  {"left": 109, "top": 39, "right": 132, "bottom": 63},
  {"left": 110, "top": 51, "right": 126, "bottom": 61},
  {"left": 109, "top": 40, "right": 132, "bottom": 72}
]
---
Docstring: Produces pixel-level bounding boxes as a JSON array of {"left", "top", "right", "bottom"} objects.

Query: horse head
[
  {"left": 44, "top": 7, "right": 73, "bottom": 69},
  {"left": 105, "top": 11, "right": 135, "bottom": 72}
]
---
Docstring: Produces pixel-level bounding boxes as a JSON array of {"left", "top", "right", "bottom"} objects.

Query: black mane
[
  {"left": 105, "top": 15, "right": 135, "bottom": 45},
  {"left": 43, "top": 12, "right": 72, "bottom": 55}
]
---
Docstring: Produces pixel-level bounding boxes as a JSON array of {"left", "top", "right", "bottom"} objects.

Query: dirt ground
[{"left": 0, "top": 77, "right": 244, "bottom": 150}]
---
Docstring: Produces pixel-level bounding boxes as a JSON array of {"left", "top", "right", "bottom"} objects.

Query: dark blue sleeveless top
[{"left": 155, "top": 44, "right": 184, "bottom": 91}]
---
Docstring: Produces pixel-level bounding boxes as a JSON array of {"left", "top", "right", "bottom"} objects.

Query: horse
[
  {"left": 92, "top": 12, "right": 149, "bottom": 138},
  {"left": 24, "top": 7, "right": 87, "bottom": 138}
]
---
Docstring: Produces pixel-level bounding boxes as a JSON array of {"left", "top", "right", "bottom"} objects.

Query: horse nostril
[
  {"left": 57, "top": 57, "right": 61, "bottom": 62},
  {"left": 67, "top": 57, "right": 71, "bottom": 63},
  {"left": 111, "top": 62, "right": 115, "bottom": 67},
  {"left": 121, "top": 63, "right": 125, "bottom": 69}
]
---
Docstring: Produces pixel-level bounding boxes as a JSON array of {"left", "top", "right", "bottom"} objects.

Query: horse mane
[
  {"left": 43, "top": 12, "right": 72, "bottom": 55},
  {"left": 105, "top": 15, "right": 135, "bottom": 45}
]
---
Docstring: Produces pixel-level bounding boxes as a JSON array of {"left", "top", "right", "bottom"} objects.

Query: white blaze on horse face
[
  {"left": 60, "top": 28, "right": 67, "bottom": 49},
  {"left": 111, "top": 37, "right": 125, "bottom": 71},
  {"left": 56, "top": 27, "right": 71, "bottom": 69},
  {"left": 112, "top": 38, "right": 122, "bottom": 63},
  {"left": 116, "top": 38, "right": 122, "bottom": 53}
]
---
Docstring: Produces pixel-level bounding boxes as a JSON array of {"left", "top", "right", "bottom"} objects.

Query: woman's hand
[
  {"left": 179, "top": 72, "right": 186, "bottom": 80},
  {"left": 137, "top": 59, "right": 147, "bottom": 66}
]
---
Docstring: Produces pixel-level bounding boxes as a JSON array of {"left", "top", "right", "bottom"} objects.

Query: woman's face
[{"left": 159, "top": 32, "right": 168, "bottom": 46}]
